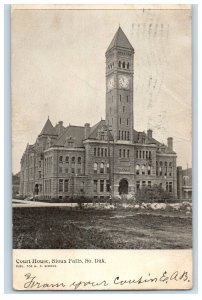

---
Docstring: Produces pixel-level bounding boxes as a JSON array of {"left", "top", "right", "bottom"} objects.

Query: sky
[{"left": 12, "top": 6, "right": 192, "bottom": 173}]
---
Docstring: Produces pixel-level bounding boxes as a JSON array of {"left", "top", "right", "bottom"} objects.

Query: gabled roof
[
  {"left": 88, "top": 120, "right": 114, "bottom": 141},
  {"left": 39, "top": 118, "right": 57, "bottom": 137},
  {"left": 106, "top": 26, "right": 134, "bottom": 52},
  {"left": 53, "top": 125, "right": 85, "bottom": 148}
]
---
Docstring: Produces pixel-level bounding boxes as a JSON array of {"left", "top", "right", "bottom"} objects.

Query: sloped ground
[{"left": 13, "top": 207, "right": 192, "bottom": 249}]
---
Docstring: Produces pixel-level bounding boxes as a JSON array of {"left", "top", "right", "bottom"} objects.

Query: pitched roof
[
  {"left": 88, "top": 120, "right": 114, "bottom": 141},
  {"left": 39, "top": 118, "right": 57, "bottom": 137},
  {"left": 106, "top": 26, "right": 134, "bottom": 52},
  {"left": 53, "top": 125, "right": 85, "bottom": 147}
]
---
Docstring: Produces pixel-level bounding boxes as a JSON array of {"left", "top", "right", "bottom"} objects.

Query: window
[
  {"left": 39, "top": 171, "right": 41, "bottom": 178},
  {"left": 100, "top": 163, "right": 104, "bottom": 174},
  {"left": 59, "top": 179, "right": 63, "bottom": 192},
  {"left": 148, "top": 165, "right": 151, "bottom": 175},
  {"left": 136, "top": 181, "right": 140, "bottom": 190},
  {"left": 159, "top": 167, "right": 162, "bottom": 176},
  {"left": 100, "top": 180, "right": 104, "bottom": 192},
  {"left": 123, "top": 149, "right": 126, "bottom": 158},
  {"left": 166, "top": 182, "right": 169, "bottom": 192},
  {"left": 65, "top": 167, "right": 68, "bottom": 174},
  {"left": 142, "top": 181, "right": 146, "bottom": 188},
  {"left": 127, "top": 96, "right": 129, "bottom": 102},
  {"left": 59, "top": 166, "right": 62, "bottom": 173},
  {"left": 136, "top": 165, "right": 140, "bottom": 175},
  {"left": 122, "top": 131, "right": 124, "bottom": 140},
  {"left": 120, "top": 118, "right": 121, "bottom": 124},
  {"left": 169, "top": 182, "right": 173, "bottom": 193},
  {"left": 143, "top": 151, "right": 145, "bottom": 159},
  {"left": 165, "top": 161, "right": 168, "bottom": 167},
  {"left": 98, "top": 148, "right": 100, "bottom": 157},
  {"left": 139, "top": 151, "right": 142, "bottom": 158},
  {"left": 106, "top": 180, "right": 110, "bottom": 192},
  {"left": 169, "top": 162, "right": 172, "bottom": 167},
  {"left": 101, "top": 148, "right": 104, "bottom": 157},
  {"left": 71, "top": 167, "right": 75, "bottom": 174},
  {"left": 136, "top": 150, "right": 138, "bottom": 158},
  {"left": 59, "top": 156, "right": 63, "bottom": 163},
  {"left": 127, "top": 62, "right": 129, "bottom": 69},
  {"left": 78, "top": 157, "right": 81, "bottom": 164},
  {"left": 127, "top": 118, "right": 129, "bottom": 126},
  {"left": 148, "top": 181, "right": 151, "bottom": 187},
  {"left": 101, "top": 134, "right": 104, "bottom": 140},
  {"left": 120, "top": 95, "right": 121, "bottom": 102},
  {"left": 119, "top": 149, "right": 122, "bottom": 157},
  {"left": 142, "top": 165, "right": 145, "bottom": 175},
  {"left": 118, "top": 131, "right": 121, "bottom": 140},
  {"left": 71, "top": 157, "right": 75, "bottom": 164},
  {"left": 125, "top": 131, "right": 127, "bottom": 140},
  {"left": 65, "top": 156, "right": 69, "bottom": 163},
  {"left": 123, "top": 106, "right": 125, "bottom": 112},
  {"left": 106, "top": 163, "right": 110, "bottom": 173},
  {"left": 119, "top": 61, "right": 121, "bottom": 67},
  {"left": 127, "top": 149, "right": 130, "bottom": 158},
  {"left": 93, "top": 180, "right": 98, "bottom": 192},
  {"left": 94, "top": 163, "right": 98, "bottom": 174},
  {"left": 159, "top": 183, "right": 163, "bottom": 189},
  {"left": 64, "top": 179, "right": 69, "bottom": 192},
  {"left": 94, "top": 148, "right": 96, "bottom": 156},
  {"left": 122, "top": 61, "right": 125, "bottom": 68},
  {"left": 105, "top": 148, "right": 107, "bottom": 157},
  {"left": 77, "top": 168, "right": 81, "bottom": 174}
]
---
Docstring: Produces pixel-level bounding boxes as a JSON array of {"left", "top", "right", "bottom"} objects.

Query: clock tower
[{"left": 105, "top": 26, "right": 134, "bottom": 142}]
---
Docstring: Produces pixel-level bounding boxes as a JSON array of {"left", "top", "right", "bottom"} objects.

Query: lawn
[{"left": 12, "top": 207, "right": 192, "bottom": 249}]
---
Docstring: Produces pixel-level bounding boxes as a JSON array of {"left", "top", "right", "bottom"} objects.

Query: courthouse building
[{"left": 19, "top": 27, "right": 177, "bottom": 200}]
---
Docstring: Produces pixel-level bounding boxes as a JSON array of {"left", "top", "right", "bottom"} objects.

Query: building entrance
[{"left": 118, "top": 179, "right": 129, "bottom": 195}]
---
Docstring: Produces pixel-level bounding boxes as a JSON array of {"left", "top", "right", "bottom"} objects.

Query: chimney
[
  {"left": 147, "top": 129, "right": 152, "bottom": 139},
  {"left": 167, "top": 137, "right": 173, "bottom": 151},
  {"left": 57, "top": 121, "right": 64, "bottom": 135},
  {"left": 84, "top": 123, "right": 90, "bottom": 139}
]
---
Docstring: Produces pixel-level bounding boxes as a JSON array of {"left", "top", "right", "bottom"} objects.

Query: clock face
[
  {"left": 107, "top": 77, "right": 115, "bottom": 91},
  {"left": 119, "top": 75, "right": 129, "bottom": 89}
]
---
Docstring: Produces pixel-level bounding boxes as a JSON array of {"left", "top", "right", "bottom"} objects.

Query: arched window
[
  {"left": 100, "top": 163, "right": 104, "bottom": 174},
  {"left": 119, "top": 149, "right": 122, "bottom": 157},
  {"left": 123, "top": 149, "right": 126, "bottom": 158},
  {"left": 65, "top": 156, "right": 69, "bottom": 163},
  {"left": 78, "top": 157, "right": 81, "bottom": 164},
  {"left": 127, "top": 149, "right": 130, "bottom": 158},
  {"left": 165, "top": 161, "right": 168, "bottom": 167},
  {"left": 119, "top": 61, "right": 121, "bottom": 67},
  {"left": 159, "top": 166, "right": 162, "bottom": 176},
  {"left": 106, "top": 163, "right": 110, "bottom": 173},
  {"left": 136, "top": 164, "right": 140, "bottom": 175},
  {"left": 71, "top": 157, "right": 75, "bottom": 164},
  {"left": 160, "top": 161, "right": 163, "bottom": 166},
  {"left": 59, "top": 156, "right": 63, "bottom": 163},
  {"left": 122, "top": 61, "right": 125, "bottom": 68},
  {"left": 169, "top": 162, "right": 172, "bottom": 167},
  {"left": 93, "top": 163, "right": 98, "bottom": 174},
  {"left": 127, "top": 62, "right": 129, "bottom": 69},
  {"left": 142, "top": 165, "right": 145, "bottom": 175},
  {"left": 148, "top": 165, "right": 151, "bottom": 175}
]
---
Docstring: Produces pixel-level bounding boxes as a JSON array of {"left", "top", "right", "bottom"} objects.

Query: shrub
[{"left": 136, "top": 185, "right": 175, "bottom": 203}]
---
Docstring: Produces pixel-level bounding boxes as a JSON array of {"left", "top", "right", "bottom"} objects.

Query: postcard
[{"left": 12, "top": 4, "right": 192, "bottom": 290}]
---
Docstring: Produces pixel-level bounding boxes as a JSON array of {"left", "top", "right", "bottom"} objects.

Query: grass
[{"left": 13, "top": 207, "right": 192, "bottom": 249}]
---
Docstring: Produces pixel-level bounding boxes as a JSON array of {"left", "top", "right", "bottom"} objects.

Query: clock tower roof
[{"left": 106, "top": 26, "right": 134, "bottom": 53}]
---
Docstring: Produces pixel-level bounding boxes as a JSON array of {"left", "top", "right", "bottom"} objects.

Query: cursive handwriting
[
  {"left": 114, "top": 270, "right": 190, "bottom": 286},
  {"left": 23, "top": 270, "right": 190, "bottom": 290},
  {"left": 24, "top": 273, "right": 65, "bottom": 289}
]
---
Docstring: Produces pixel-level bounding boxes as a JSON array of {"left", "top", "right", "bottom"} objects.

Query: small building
[{"left": 177, "top": 167, "right": 192, "bottom": 200}]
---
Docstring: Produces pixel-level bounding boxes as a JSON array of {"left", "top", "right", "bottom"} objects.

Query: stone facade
[{"left": 19, "top": 27, "right": 177, "bottom": 201}]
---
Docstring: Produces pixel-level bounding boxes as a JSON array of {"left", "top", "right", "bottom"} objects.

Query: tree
[{"left": 136, "top": 184, "right": 175, "bottom": 203}]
